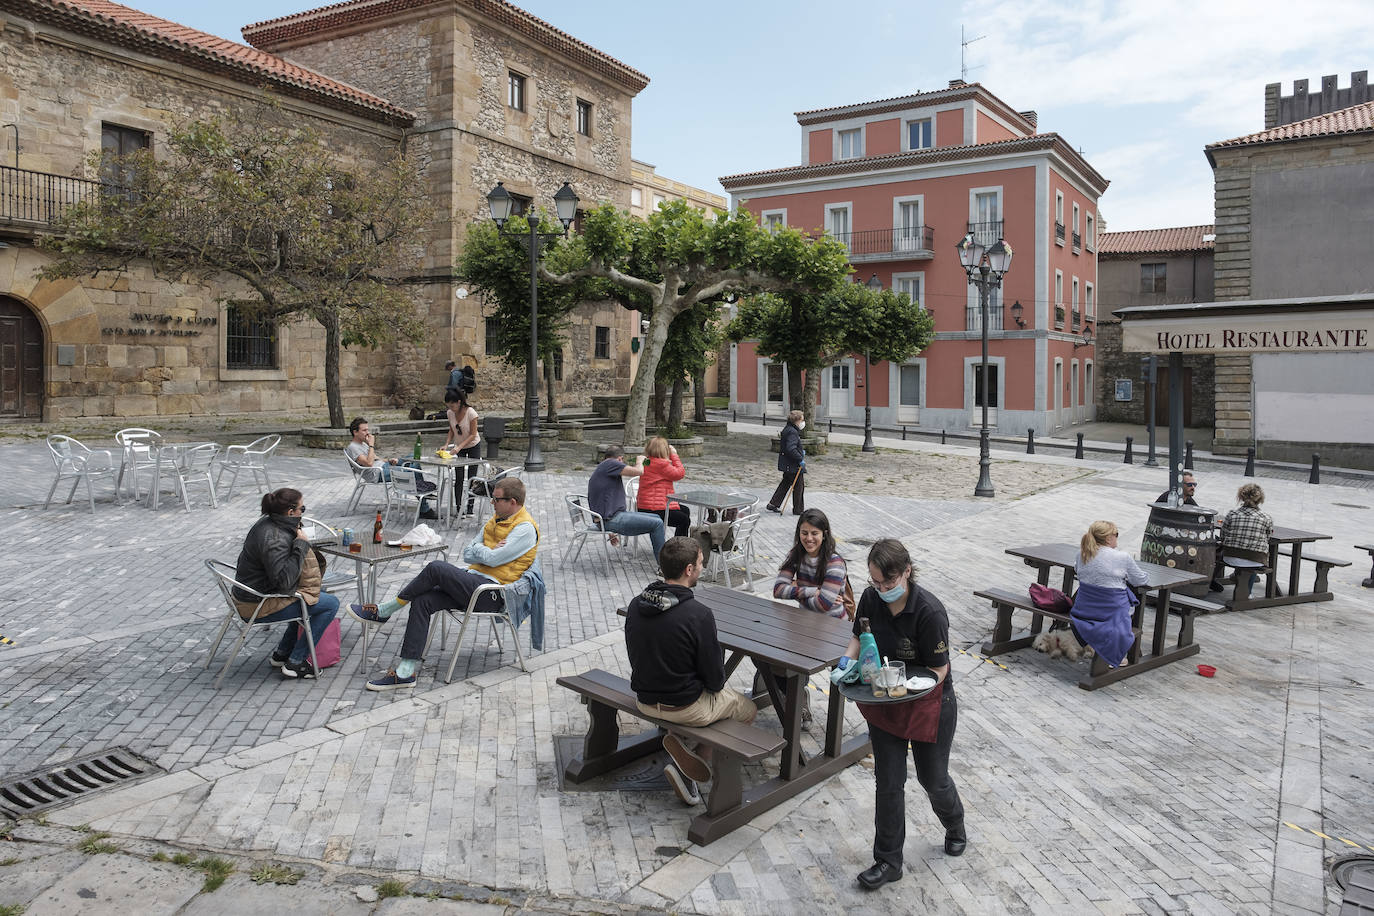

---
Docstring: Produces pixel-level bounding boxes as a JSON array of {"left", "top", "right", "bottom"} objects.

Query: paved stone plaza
[{"left": 1, "top": 423, "right": 1371, "bottom": 914}]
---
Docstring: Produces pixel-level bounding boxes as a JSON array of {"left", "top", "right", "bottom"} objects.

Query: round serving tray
[{"left": 838, "top": 669, "right": 940, "bottom": 705}]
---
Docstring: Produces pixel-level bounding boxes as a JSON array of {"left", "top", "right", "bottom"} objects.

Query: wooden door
[
  {"left": 1153, "top": 366, "right": 1192, "bottom": 427},
  {"left": 0, "top": 297, "right": 44, "bottom": 418}
]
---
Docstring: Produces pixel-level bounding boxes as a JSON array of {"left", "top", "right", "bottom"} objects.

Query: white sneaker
[{"left": 664, "top": 764, "right": 702, "bottom": 806}]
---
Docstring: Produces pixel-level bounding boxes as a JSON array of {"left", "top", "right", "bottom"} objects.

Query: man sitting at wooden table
[
  {"left": 625, "top": 536, "right": 757, "bottom": 807},
  {"left": 348, "top": 478, "right": 539, "bottom": 690}
]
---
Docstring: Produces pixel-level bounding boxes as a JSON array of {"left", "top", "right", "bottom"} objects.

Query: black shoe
[
  {"left": 1208, "top": 581, "right": 1225, "bottom": 593},
  {"left": 269, "top": 649, "right": 290, "bottom": 668},
  {"left": 280, "top": 658, "right": 317, "bottom": 680},
  {"left": 945, "top": 824, "right": 967, "bottom": 857},
  {"left": 857, "top": 860, "right": 902, "bottom": 890},
  {"left": 420, "top": 507, "right": 439, "bottom": 520},
  {"left": 765, "top": 505, "right": 782, "bottom": 514}
]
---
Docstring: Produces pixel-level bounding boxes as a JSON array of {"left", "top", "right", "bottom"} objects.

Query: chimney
[
  {"left": 948, "top": 79, "right": 968, "bottom": 89},
  {"left": 1018, "top": 110, "right": 1038, "bottom": 129}
]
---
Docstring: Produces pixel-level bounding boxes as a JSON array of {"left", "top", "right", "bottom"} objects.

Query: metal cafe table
[
  {"left": 673, "top": 489, "right": 757, "bottom": 522},
  {"left": 592, "top": 586, "right": 870, "bottom": 844},
  {"left": 316, "top": 531, "right": 450, "bottom": 661},
  {"left": 993, "top": 543, "right": 1209, "bottom": 689},
  {"left": 415, "top": 454, "right": 485, "bottom": 526}
]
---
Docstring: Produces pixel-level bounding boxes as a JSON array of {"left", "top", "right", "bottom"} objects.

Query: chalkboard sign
[{"left": 1114, "top": 379, "right": 1133, "bottom": 401}]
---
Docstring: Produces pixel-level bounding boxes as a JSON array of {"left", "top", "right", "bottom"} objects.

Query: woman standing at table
[
  {"left": 635, "top": 436, "right": 690, "bottom": 537},
  {"left": 1071, "top": 520, "right": 1147, "bottom": 666},
  {"left": 831, "top": 538, "right": 965, "bottom": 890},
  {"left": 233, "top": 487, "right": 339, "bottom": 681},
  {"left": 443, "top": 388, "right": 481, "bottom": 517},
  {"left": 1214, "top": 483, "right": 1273, "bottom": 598},
  {"left": 773, "top": 509, "right": 853, "bottom": 618}
]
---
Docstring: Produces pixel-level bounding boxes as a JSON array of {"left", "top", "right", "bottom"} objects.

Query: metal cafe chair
[
  {"left": 426, "top": 572, "right": 534, "bottom": 682},
  {"left": 203, "top": 558, "right": 318, "bottom": 688},
  {"left": 114, "top": 427, "right": 163, "bottom": 501},
  {"left": 171, "top": 442, "right": 221, "bottom": 511},
  {"left": 43, "top": 434, "right": 119, "bottom": 515},
  {"left": 215, "top": 433, "right": 280, "bottom": 499},
  {"left": 563, "top": 493, "right": 616, "bottom": 572},
  {"left": 344, "top": 450, "right": 392, "bottom": 515}
]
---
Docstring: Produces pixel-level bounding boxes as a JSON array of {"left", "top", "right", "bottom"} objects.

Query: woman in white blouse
[{"left": 1070, "top": 520, "right": 1147, "bottom": 667}]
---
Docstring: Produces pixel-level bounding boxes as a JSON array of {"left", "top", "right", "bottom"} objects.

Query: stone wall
[
  {"left": 1093, "top": 318, "right": 1215, "bottom": 426},
  {"left": 1209, "top": 149, "right": 1254, "bottom": 452}
]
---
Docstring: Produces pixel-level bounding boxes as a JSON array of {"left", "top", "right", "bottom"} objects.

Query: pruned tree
[
  {"left": 542, "top": 200, "right": 851, "bottom": 445},
  {"left": 38, "top": 108, "right": 430, "bottom": 428},
  {"left": 655, "top": 299, "right": 721, "bottom": 431},
  {"left": 457, "top": 214, "right": 603, "bottom": 423}
]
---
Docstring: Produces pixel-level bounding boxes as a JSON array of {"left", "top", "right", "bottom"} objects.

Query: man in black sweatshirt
[{"left": 625, "top": 536, "right": 757, "bottom": 806}]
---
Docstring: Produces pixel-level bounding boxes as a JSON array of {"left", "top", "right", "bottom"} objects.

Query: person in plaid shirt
[{"left": 1212, "top": 483, "right": 1273, "bottom": 596}]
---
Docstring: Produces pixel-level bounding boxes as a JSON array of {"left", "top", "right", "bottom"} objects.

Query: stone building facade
[
  {"left": 0, "top": 0, "right": 649, "bottom": 422},
  {"left": 1204, "top": 71, "right": 1374, "bottom": 462},
  {"left": 1094, "top": 225, "right": 1215, "bottom": 426}
]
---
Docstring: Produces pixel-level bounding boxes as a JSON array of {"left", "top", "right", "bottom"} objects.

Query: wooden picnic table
[
  {"left": 1001, "top": 543, "right": 1208, "bottom": 688},
  {"left": 595, "top": 585, "right": 871, "bottom": 844},
  {"left": 1215, "top": 522, "right": 1334, "bottom": 608}
]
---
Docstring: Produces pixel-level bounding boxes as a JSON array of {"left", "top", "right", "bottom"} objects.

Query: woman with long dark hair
[
  {"left": 232, "top": 488, "right": 339, "bottom": 680},
  {"left": 772, "top": 508, "right": 852, "bottom": 618},
  {"left": 832, "top": 538, "right": 964, "bottom": 890},
  {"left": 443, "top": 388, "right": 482, "bottom": 517}
]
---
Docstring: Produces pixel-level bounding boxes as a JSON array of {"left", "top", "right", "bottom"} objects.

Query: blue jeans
[
  {"left": 261, "top": 592, "right": 340, "bottom": 664},
  {"left": 604, "top": 510, "right": 666, "bottom": 558}
]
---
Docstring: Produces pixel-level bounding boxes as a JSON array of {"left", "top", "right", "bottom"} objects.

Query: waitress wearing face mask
[
  {"left": 765, "top": 409, "right": 807, "bottom": 515},
  {"left": 833, "top": 538, "right": 966, "bottom": 891}
]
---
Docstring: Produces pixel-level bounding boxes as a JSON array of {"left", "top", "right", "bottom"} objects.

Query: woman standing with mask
[
  {"left": 832, "top": 538, "right": 965, "bottom": 890},
  {"left": 765, "top": 409, "right": 806, "bottom": 515}
]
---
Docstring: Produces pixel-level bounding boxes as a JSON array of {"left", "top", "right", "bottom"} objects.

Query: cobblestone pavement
[{"left": 2, "top": 421, "right": 1371, "bottom": 914}]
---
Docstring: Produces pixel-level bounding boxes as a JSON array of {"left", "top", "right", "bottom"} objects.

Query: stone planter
[
  {"left": 557, "top": 419, "right": 584, "bottom": 442},
  {"left": 591, "top": 394, "right": 630, "bottom": 422},
  {"left": 500, "top": 428, "right": 560, "bottom": 456},
  {"left": 667, "top": 436, "right": 705, "bottom": 458},
  {"left": 769, "top": 433, "right": 828, "bottom": 456},
  {"left": 300, "top": 420, "right": 447, "bottom": 450},
  {"left": 685, "top": 419, "right": 728, "bottom": 437},
  {"left": 592, "top": 442, "right": 643, "bottom": 463}
]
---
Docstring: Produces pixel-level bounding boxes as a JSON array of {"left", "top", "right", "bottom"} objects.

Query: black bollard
[
  {"left": 1026, "top": 429, "right": 1035, "bottom": 454},
  {"left": 1244, "top": 447, "right": 1256, "bottom": 477},
  {"left": 1184, "top": 440, "right": 1194, "bottom": 470},
  {"left": 732, "top": 409, "right": 737, "bottom": 423},
  {"left": 1310, "top": 453, "right": 1321, "bottom": 484},
  {"left": 829, "top": 419, "right": 834, "bottom": 433},
  {"left": 761, "top": 413, "right": 766, "bottom": 427},
  {"left": 1123, "top": 435, "right": 1134, "bottom": 464},
  {"left": 902, "top": 425, "right": 907, "bottom": 441},
  {"left": 1075, "top": 432, "right": 1084, "bottom": 459},
  {"left": 941, "top": 429, "right": 947, "bottom": 445}
]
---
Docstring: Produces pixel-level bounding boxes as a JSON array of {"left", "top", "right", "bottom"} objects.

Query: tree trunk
[
  {"left": 802, "top": 369, "right": 820, "bottom": 430},
  {"left": 668, "top": 376, "right": 685, "bottom": 429},
  {"left": 692, "top": 367, "right": 706, "bottom": 422},
  {"left": 544, "top": 358, "right": 558, "bottom": 423},
  {"left": 787, "top": 363, "right": 803, "bottom": 412},
  {"left": 323, "top": 307, "right": 344, "bottom": 429},
  {"left": 653, "top": 381, "right": 667, "bottom": 427},
  {"left": 623, "top": 296, "right": 679, "bottom": 446}
]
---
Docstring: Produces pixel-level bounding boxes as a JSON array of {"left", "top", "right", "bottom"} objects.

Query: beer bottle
[
  {"left": 413, "top": 433, "right": 422, "bottom": 461},
  {"left": 373, "top": 510, "right": 384, "bottom": 544},
  {"left": 857, "top": 618, "right": 882, "bottom": 686}
]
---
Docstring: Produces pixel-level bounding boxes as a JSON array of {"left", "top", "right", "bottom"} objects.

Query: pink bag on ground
[{"left": 312, "top": 618, "right": 342, "bottom": 669}]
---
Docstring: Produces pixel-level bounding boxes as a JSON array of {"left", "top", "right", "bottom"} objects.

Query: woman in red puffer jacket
[{"left": 635, "top": 436, "right": 691, "bottom": 537}]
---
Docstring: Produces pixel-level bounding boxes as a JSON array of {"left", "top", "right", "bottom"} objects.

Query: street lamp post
[
  {"left": 862, "top": 273, "right": 883, "bottom": 452},
  {"left": 486, "top": 181, "right": 579, "bottom": 472},
  {"left": 956, "top": 232, "right": 1013, "bottom": 498}
]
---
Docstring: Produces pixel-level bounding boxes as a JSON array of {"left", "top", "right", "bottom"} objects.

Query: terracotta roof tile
[
  {"left": 242, "top": 0, "right": 650, "bottom": 94},
  {"left": 12, "top": 0, "right": 415, "bottom": 125},
  {"left": 720, "top": 133, "right": 1109, "bottom": 195},
  {"left": 793, "top": 82, "right": 1035, "bottom": 134},
  {"left": 1207, "top": 100, "right": 1374, "bottom": 151},
  {"left": 1098, "top": 225, "right": 1215, "bottom": 256}
]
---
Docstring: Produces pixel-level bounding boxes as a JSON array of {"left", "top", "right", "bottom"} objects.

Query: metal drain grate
[
  {"left": 0, "top": 748, "right": 162, "bottom": 818},
  {"left": 1333, "top": 854, "right": 1374, "bottom": 890}
]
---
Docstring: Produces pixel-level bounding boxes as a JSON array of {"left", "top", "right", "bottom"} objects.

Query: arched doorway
[{"left": 0, "top": 296, "right": 45, "bottom": 418}]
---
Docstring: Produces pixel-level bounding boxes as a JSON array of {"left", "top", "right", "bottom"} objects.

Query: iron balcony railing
[
  {"left": 1055, "top": 304, "right": 1066, "bottom": 328},
  {"left": 966, "top": 302, "right": 1004, "bottom": 332},
  {"left": 1072, "top": 231, "right": 1081, "bottom": 250},
  {"left": 830, "top": 225, "right": 934, "bottom": 258},
  {"left": 1072, "top": 309, "right": 1081, "bottom": 331},
  {"left": 0, "top": 164, "right": 114, "bottom": 227},
  {"left": 1055, "top": 221, "right": 1065, "bottom": 243},
  {"left": 966, "top": 219, "right": 1004, "bottom": 247}
]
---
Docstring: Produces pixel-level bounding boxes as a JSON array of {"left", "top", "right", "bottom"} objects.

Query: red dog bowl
[{"left": 1197, "top": 664, "right": 1216, "bottom": 678}]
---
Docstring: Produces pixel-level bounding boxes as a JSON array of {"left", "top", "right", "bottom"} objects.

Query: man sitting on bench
[{"left": 625, "top": 536, "right": 757, "bottom": 807}]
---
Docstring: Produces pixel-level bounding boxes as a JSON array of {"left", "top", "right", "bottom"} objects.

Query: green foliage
[
  {"left": 37, "top": 100, "right": 430, "bottom": 428},
  {"left": 376, "top": 879, "right": 409, "bottom": 899},
  {"left": 250, "top": 863, "right": 304, "bottom": 885},
  {"left": 195, "top": 857, "right": 234, "bottom": 892},
  {"left": 0, "top": 902, "right": 24, "bottom": 916},
  {"left": 77, "top": 832, "right": 120, "bottom": 855}
]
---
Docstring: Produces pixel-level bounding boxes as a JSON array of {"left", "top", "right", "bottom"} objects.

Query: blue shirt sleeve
[{"left": 462, "top": 521, "right": 537, "bottom": 568}]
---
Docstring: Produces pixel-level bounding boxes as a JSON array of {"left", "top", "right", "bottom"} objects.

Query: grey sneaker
[
  {"left": 663, "top": 733, "right": 712, "bottom": 783},
  {"left": 664, "top": 764, "right": 702, "bottom": 806}
]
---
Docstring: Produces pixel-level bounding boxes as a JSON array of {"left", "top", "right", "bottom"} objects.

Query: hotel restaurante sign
[{"left": 1116, "top": 296, "right": 1374, "bottom": 355}]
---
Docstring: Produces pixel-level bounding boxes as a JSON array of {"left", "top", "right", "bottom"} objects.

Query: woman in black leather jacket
[{"left": 233, "top": 487, "right": 339, "bottom": 680}]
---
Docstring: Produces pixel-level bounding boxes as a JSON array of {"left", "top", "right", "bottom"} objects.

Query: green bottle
[
  {"left": 857, "top": 618, "right": 882, "bottom": 686},
  {"left": 413, "top": 433, "right": 422, "bottom": 461}
]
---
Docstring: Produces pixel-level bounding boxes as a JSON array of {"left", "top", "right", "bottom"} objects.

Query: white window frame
[
  {"left": 508, "top": 71, "right": 526, "bottom": 111},
  {"left": 824, "top": 202, "right": 852, "bottom": 248},
  {"left": 576, "top": 99, "right": 592, "bottom": 137},
  {"left": 905, "top": 117, "right": 934, "bottom": 151},
  {"left": 1055, "top": 269, "right": 1064, "bottom": 306},
  {"left": 892, "top": 358, "right": 927, "bottom": 423},
  {"left": 1072, "top": 202, "right": 1080, "bottom": 236},
  {"left": 1085, "top": 281, "right": 1095, "bottom": 320},
  {"left": 964, "top": 355, "right": 1005, "bottom": 424},
  {"left": 651, "top": 193, "right": 666, "bottom": 210},
  {"left": 630, "top": 187, "right": 642, "bottom": 208},
  {"left": 837, "top": 127, "right": 863, "bottom": 159},
  {"left": 892, "top": 194, "right": 925, "bottom": 252},
  {"left": 969, "top": 185, "right": 1002, "bottom": 227},
  {"left": 1055, "top": 191, "right": 1065, "bottom": 246},
  {"left": 760, "top": 208, "right": 787, "bottom": 232},
  {"left": 1086, "top": 212, "right": 1096, "bottom": 251},
  {"left": 760, "top": 358, "right": 789, "bottom": 414},
  {"left": 1072, "top": 276, "right": 1079, "bottom": 312},
  {"left": 892, "top": 271, "right": 925, "bottom": 310}
]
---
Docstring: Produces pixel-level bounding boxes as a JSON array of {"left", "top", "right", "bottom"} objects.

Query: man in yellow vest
[{"left": 351, "top": 478, "right": 538, "bottom": 690}]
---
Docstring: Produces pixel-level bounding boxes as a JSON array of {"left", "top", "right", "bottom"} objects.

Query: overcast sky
[{"left": 134, "top": 0, "right": 1374, "bottom": 232}]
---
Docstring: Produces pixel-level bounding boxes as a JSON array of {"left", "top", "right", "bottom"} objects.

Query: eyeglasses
[
  {"left": 491, "top": 495, "right": 516, "bottom": 503},
  {"left": 867, "top": 571, "right": 906, "bottom": 591},
  {"left": 294, "top": 504, "right": 306, "bottom": 513},
  {"left": 1183, "top": 482, "right": 1197, "bottom": 487}
]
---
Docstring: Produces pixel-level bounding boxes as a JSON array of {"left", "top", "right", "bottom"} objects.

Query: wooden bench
[
  {"left": 1358, "top": 544, "right": 1374, "bottom": 588},
  {"left": 1277, "top": 546, "right": 1353, "bottom": 594},
  {"left": 1143, "top": 591, "right": 1221, "bottom": 646},
  {"left": 1219, "top": 556, "right": 1269, "bottom": 608},
  {"left": 557, "top": 668, "right": 785, "bottom": 833}
]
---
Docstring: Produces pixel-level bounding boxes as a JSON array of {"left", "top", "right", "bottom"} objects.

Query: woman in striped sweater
[{"left": 773, "top": 509, "right": 854, "bottom": 618}]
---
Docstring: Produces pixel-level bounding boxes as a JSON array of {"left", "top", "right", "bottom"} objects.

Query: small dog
[{"left": 1032, "top": 623, "right": 1094, "bottom": 661}]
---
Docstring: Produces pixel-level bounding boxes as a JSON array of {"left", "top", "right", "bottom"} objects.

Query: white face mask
[{"left": 797, "top": 420, "right": 806, "bottom": 431}]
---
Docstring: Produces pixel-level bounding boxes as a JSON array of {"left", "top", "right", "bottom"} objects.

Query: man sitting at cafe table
[
  {"left": 625, "top": 536, "right": 757, "bottom": 807},
  {"left": 1156, "top": 471, "right": 1198, "bottom": 506},
  {"left": 344, "top": 416, "right": 437, "bottom": 519},
  {"left": 588, "top": 444, "right": 666, "bottom": 560},
  {"left": 348, "top": 478, "right": 539, "bottom": 690}
]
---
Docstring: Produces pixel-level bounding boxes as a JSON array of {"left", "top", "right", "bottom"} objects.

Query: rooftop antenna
[{"left": 960, "top": 25, "right": 985, "bottom": 82}]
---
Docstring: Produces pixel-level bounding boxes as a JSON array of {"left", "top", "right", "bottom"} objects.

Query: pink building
[{"left": 720, "top": 80, "right": 1108, "bottom": 435}]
